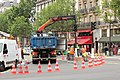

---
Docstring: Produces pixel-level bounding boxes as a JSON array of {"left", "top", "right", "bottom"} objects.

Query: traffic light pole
[
  {"left": 91, "top": 22, "right": 96, "bottom": 58},
  {"left": 74, "top": 16, "right": 77, "bottom": 58},
  {"left": 74, "top": 15, "right": 77, "bottom": 48}
]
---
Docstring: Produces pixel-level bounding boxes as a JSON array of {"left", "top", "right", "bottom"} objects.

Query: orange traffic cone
[
  {"left": 55, "top": 59, "right": 60, "bottom": 71},
  {"left": 102, "top": 56, "right": 105, "bottom": 64},
  {"left": 62, "top": 54, "right": 64, "bottom": 60},
  {"left": 88, "top": 58, "right": 93, "bottom": 68},
  {"left": 73, "top": 58, "right": 77, "bottom": 70},
  {"left": 11, "top": 62, "right": 16, "bottom": 74},
  {"left": 94, "top": 58, "right": 98, "bottom": 66},
  {"left": 37, "top": 61, "right": 42, "bottom": 73},
  {"left": 24, "top": 61, "right": 29, "bottom": 74},
  {"left": 98, "top": 56, "right": 102, "bottom": 66},
  {"left": 81, "top": 58, "right": 85, "bottom": 69},
  {"left": 47, "top": 60, "right": 52, "bottom": 72},
  {"left": 18, "top": 61, "right": 23, "bottom": 74}
]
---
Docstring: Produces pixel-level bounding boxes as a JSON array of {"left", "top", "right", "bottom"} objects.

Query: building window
[
  {"left": 90, "top": 1, "right": 92, "bottom": 8},
  {"left": 110, "top": 29, "right": 113, "bottom": 36},
  {"left": 84, "top": 16, "right": 87, "bottom": 27},
  {"left": 79, "top": 4, "right": 81, "bottom": 10},
  {"left": 114, "top": 29, "right": 120, "bottom": 35},
  {"left": 37, "top": 5, "right": 39, "bottom": 11},
  {"left": 96, "top": 0, "right": 99, "bottom": 6},
  {"left": 78, "top": 32, "right": 91, "bottom": 36},
  {"left": 89, "top": 15, "right": 93, "bottom": 22},
  {"left": 102, "top": 29, "right": 107, "bottom": 37},
  {"left": 84, "top": 2, "right": 87, "bottom": 9}
]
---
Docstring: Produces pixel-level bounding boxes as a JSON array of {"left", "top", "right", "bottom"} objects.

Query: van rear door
[{"left": 3, "top": 43, "right": 9, "bottom": 65}]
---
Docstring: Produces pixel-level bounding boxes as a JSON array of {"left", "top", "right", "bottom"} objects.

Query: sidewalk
[{"left": 105, "top": 55, "right": 120, "bottom": 59}]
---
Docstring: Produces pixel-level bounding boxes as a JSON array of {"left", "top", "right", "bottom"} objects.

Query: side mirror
[{"left": 3, "top": 49, "right": 8, "bottom": 54}]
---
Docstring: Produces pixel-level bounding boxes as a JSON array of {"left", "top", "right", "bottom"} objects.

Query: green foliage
[
  {"left": 110, "top": 0, "right": 120, "bottom": 20},
  {"left": 0, "top": 12, "right": 9, "bottom": 32},
  {"left": 101, "top": 0, "right": 120, "bottom": 22},
  {"left": 9, "top": 16, "right": 32, "bottom": 37},
  {"left": 34, "top": 0, "right": 80, "bottom": 32},
  {"left": 0, "top": 0, "right": 36, "bottom": 37}
]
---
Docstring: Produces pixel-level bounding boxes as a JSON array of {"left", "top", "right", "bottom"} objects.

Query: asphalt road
[{"left": 0, "top": 55, "right": 120, "bottom": 80}]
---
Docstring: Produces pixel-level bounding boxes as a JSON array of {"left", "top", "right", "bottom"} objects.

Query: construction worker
[
  {"left": 81, "top": 46, "right": 88, "bottom": 62},
  {"left": 70, "top": 46, "right": 74, "bottom": 60}
]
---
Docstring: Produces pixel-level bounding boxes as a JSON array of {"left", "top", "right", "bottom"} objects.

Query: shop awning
[
  {"left": 77, "top": 39, "right": 92, "bottom": 44},
  {"left": 67, "top": 40, "right": 75, "bottom": 45},
  {"left": 68, "top": 39, "right": 92, "bottom": 45},
  {"left": 77, "top": 29, "right": 91, "bottom": 33},
  {"left": 98, "top": 36, "right": 120, "bottom": 43}
]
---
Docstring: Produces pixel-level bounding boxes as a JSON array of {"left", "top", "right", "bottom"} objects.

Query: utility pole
[
  {"left": 72, "top": 0, "right": 78, "bottom": 57},
  {"left": 109, "top": 22, "right": 111, "bottom": 56}
]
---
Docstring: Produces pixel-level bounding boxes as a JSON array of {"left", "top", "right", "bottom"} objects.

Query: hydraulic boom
[{"left": 37, "top": 15, "right": 76, "bottom": 32}]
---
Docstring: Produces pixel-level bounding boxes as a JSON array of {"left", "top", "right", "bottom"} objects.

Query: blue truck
[
  {"left": 30, "top": 33, "right": 58, "bottom": 63},
  {"left": 30, "top": 15, "right": 76, "bottom": 63}
]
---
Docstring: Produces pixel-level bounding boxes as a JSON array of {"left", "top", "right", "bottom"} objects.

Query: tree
[
  {"left": 34, "top": 0, "right": 80, "bottom": 32},
  {"left": 101, "top": 0, "right": 120, "bottom": 22},
  {"left": 6, "top": 0, "right": 37, "bottom": 37},
  {"left": 110, "top": 0, "right": 120, "bottom": 21},
  {"left": 0, "top": 12, "right": 9, "bottom": 32},
  {"left": 9, "top": 16, "right": 32, "bottom": 37}
]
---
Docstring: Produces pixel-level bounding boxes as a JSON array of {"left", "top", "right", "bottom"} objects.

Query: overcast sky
[{"left": 0, "top": 0, "right": 20, "bottom": 3}]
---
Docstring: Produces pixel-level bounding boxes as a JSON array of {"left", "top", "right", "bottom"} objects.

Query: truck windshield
[{"left": 0, "top": 43, "right": 3, "bottom": 53}]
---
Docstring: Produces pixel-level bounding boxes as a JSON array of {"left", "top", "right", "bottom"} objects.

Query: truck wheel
[
  {"left": 32, "top": 60, "right": 38, "bottom": 64},
  {"left": 0, "top": 61, "right": 5, "bottom": 71},
  {"left": 51, "top": 59, "right": 56, "bottom": 63}
]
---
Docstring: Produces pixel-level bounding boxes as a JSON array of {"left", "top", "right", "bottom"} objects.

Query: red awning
[
  {"left": 67, "top": 40, "right": 75, "bottom": 45},
  {"left": 77, "top": 39, "right": 92, "bottom": 44},
  {"left": 68, "top": 39, "right": 92, "bottom": 45},
  {"left": 77, "top": 30, "right": 91, "bottom": 33}
]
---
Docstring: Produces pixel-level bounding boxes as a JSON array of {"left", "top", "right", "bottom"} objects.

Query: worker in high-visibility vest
[
  {"left": 70, "top": 46, "right": 74, "bottom": 60},
  {"left": 81, "top": 46, "right": 88, "bottom": 62}
]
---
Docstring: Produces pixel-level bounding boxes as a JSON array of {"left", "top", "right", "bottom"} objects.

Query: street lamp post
[{"left": 109, "top": 22, "right": 112, "bottom": 56}]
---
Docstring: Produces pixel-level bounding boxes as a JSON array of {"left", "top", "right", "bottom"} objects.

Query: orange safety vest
[
  {"left": 81, "top": 48, "right": 86, "bottom": 53},
  {"left": 70, "top": 47, "right": 74, "bottom": 54}
]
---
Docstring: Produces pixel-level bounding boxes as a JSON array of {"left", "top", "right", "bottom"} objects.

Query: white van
[{"left": 0, "top": 39, "right": 19, "bottom": 71}]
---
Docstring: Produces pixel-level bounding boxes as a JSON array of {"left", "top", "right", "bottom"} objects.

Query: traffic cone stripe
[
  {"left": 81, "top": 58, "right": 85, "bottom": 69},
  {"left": 37, "top": 61, "right": 42, "bottom": 73},
  {"left": 102, "top": 56, "right": 105, "bottom": 64},
  {"left": 24, "top": 61, "right": 29, "bottom": 74},
  {"left": 73, "top": 59, "right": 77, "bottom": 70},
  {"left": 11, "top": 62, "right": 16, "bottom": 74},
  {"left": 48, "top": 60, "right": 52, "bottom": 72},
  {"left": 62, "top": 54, "right": 64, "bottom": 60},
  {"left": 88, "top": 58, "right": 93, "bottom": 68},
  {"left": 94, "top": 58, "right": 98, "bottom": 66},
  {"left": 55, "top": 59, "right": 60, "bottom": 71},
  {"left": 18, "top": 62, "right": 23, "bottom": 74}
]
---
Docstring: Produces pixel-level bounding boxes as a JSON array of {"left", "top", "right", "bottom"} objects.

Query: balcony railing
[
  {"left": 89, "top": 6, "right": 96, "bottom": 12},
  {"left": 79, "top": 21, "right": 102, "bottom": 28},
  {"left": 80, "top": 8, "right": 88, "bottom": 14}
]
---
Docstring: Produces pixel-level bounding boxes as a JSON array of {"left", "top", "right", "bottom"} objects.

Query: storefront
[
  {"left": 68, "top": 29, "right": 93, "bottom": 52},
  {"left": 98, "top": 36, "right": 120, "bottom": 55}
]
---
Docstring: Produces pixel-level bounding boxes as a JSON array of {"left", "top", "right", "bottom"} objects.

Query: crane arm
[{"left": 37, "top": 15, "right": 76, "bottom": 32}]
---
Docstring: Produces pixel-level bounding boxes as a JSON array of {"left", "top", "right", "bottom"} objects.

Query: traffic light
[
  {"left": 91, "top": 22, "right": 96, "bottom": 30},
  {"left": 73, "top": 24, "right": 77, "bottom": 31}
]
